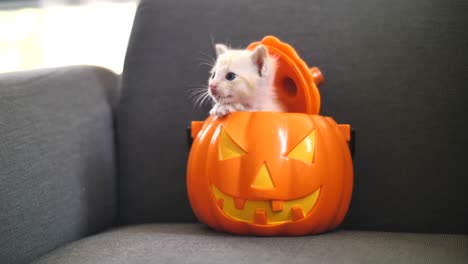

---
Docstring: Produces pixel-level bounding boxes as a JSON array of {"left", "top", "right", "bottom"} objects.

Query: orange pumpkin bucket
[{"left": 187, "top": 36, "right": 353, "bottom": 236}]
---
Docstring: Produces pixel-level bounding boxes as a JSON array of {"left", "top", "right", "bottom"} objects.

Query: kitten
[{"left": 207, "top": 44, "right": 284, "bottom": 116}]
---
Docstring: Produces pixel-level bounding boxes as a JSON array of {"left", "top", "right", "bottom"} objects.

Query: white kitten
[{"left": 207, "top": 44, "right": 284, "bottom": 116}]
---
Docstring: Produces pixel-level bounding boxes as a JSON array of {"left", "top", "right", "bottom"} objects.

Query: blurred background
[{"left": 0, "top": 0, "right": 137, "bottom": 74}]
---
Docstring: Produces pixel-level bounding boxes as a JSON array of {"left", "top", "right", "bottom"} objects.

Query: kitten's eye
[
  {"left": 211, "top": 72, "right": 216, "bottom": 79},
  {"left": 225, "top": 72, "right": 236, "bottom": 81}
]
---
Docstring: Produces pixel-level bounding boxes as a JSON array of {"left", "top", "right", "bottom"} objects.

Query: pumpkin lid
[{"left": 247, "top": 36, "right": 322, "bottom": 115}]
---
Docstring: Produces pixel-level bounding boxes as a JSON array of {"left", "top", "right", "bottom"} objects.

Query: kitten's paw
[
  {"left": 210, "top": 107, "right": 230, "bottom": 116},
  {"left": 210, "top": 104, "right": 235, "bottom": 117}
]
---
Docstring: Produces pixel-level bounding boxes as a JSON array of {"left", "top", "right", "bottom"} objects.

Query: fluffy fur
[{"left": 206, "top": 44, "right": 284, "bottom": 116}]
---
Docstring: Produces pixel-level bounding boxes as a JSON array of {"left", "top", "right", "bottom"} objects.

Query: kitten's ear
[
  {"left": 215, "top": 44, "right": 228, "bottom": 56},
  {"left": 250, "top": 45, "right": 268, "bottom": 77}
]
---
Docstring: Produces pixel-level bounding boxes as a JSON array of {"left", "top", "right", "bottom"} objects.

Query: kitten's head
[{"left": 208, "top": 44, "right": 273, "bottom": 105}]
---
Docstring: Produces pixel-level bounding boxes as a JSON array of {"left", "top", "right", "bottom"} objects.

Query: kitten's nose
[{"left": 209, "top": 84, "right": 217, "bottom": 93}]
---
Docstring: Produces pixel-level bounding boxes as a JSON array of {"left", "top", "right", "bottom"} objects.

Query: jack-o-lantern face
[
  {"left": 213, "top": 126, "right": 319, "bottom": 225},
  {"left": 187, "top": 112, "right": 353, "bottom": 236}
]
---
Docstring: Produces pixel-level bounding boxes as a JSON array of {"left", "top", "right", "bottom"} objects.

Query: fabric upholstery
[
  {"left": 34, "top": 224, "right": 468, "bottom": 264},
  {"left": 0, "top": 66, "right": 119, "bottom": 264},
  {"left": 117, "top": 0, "right": 468, "bottom": 232}
]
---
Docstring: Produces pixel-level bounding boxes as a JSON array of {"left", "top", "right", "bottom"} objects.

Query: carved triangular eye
[
  {"left": 286, "top": 130, "right": 316, "bottom": 163},
  {"left": 219, "top": 128, "right": 246, "bottom": 160}
]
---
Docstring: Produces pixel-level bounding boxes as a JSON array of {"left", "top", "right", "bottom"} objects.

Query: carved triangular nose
[{"left": 251, "top": 162, "right": 275, "bottom": 189}]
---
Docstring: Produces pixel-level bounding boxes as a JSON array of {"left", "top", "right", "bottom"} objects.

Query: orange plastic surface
[
  {"left": 191, "top": 121, "right": 205, "bottom": 138},
  {"left": 247, "top": 36, "right": 322, "bottom": 114},
  {"left": 337, "top": 124, "right": 351, "bottom": 142},
  {"left": 187, "top": 112, "right": 353, "bottom": 236}
]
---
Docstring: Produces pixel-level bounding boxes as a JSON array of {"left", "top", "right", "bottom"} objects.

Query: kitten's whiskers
[
  {"left": 188, "top": 85, "right": 213, "bottom": 108},
  {"left": 197, "top": 52, "right": 216, "bottom": 69}
]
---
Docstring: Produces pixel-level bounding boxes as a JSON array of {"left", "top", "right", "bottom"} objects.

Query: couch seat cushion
[{"left": 35, "top": 224, "right": 468, "bottom": 264}]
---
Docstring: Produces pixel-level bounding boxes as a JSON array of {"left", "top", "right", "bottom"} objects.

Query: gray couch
[{"left": 1, "top": 0, "right": 467, "bottom": 263}]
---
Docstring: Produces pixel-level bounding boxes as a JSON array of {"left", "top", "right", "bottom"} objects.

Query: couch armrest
[{"left": 0, "top": 66, "right": 119, "bottom": 264}]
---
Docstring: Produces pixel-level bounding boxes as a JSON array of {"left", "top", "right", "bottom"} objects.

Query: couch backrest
[{"left": 117, "top": 0, "right": 468, "bottom": 233}]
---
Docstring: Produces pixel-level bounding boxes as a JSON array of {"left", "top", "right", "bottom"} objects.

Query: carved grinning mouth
[{"left": 212, "top": 185, "right": 321, "bottom": 225}]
